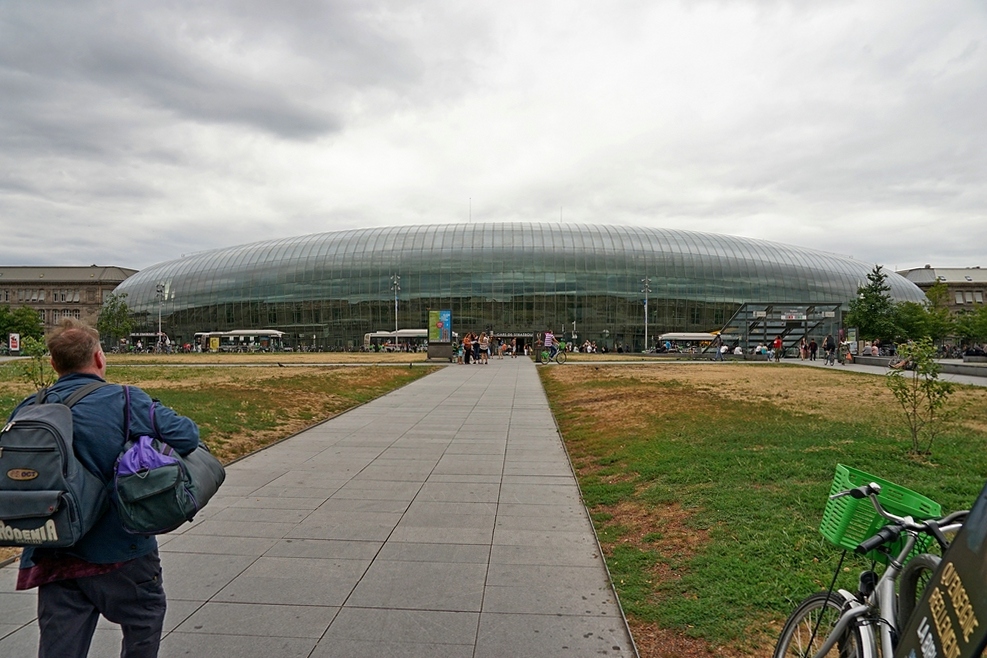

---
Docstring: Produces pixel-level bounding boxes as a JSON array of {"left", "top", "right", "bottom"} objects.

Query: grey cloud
[{"left": 0, "top": 0, "right": 429, "bottom": 143}]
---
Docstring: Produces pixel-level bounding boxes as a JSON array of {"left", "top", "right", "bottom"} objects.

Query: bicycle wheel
[
  {"left": 898, "top": 553, "right": 941, "bottom": 632},
  {"left": 774, "top": 592, "right": 864, "bottom": 658},
  {"left": 555, "top": 351, "right": 566, "bottom": 364}
]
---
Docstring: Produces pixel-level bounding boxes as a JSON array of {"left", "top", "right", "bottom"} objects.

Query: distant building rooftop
[
  {"left": 0, "top": 265, "right": 138, "bottom": 283},
  {"left": 897, "top": 265, "right": 986, "bottom": 311}
]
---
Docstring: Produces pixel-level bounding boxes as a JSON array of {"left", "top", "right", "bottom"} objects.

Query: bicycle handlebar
[{"left": 855, "top": 525, "right": 902, "bottom": 554}]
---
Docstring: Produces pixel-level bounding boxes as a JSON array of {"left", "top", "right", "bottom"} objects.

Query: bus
[
  {"left": 363, "top": 329, "right": 431, "bottom": 352},
  {"left": 125, "top": 332, "right": 171, "bottom": 353},
  {"left": 195, "top": 330, "right": 286, "bottom": 353}
]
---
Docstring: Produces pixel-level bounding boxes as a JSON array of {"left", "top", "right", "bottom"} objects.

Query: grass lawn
[
  {"left": 540, "top": 362, "right": 987, "bottom": 657},
  {"left": 0, "top": 357, "right": 434, "bottom": 564}
]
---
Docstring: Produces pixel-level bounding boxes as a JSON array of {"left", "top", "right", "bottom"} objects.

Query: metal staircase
[{"left": 709, "top": 303, "right": 843, "bottom": 355}]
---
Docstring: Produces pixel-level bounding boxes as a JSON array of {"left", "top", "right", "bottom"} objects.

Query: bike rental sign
[{"left": 895, "top": 480, "right": 987, "bottom": 658}]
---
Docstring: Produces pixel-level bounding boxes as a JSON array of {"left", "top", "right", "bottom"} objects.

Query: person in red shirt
[{"left": 773, "top": 336, "right": 783, "bottom": 362}]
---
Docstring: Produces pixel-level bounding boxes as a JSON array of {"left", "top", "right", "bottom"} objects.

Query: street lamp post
[
  {"left": 390, "top": 275, "right": 401, "bottom": 336},
  {"left": 155, "top": 284, "right": 164, "bottom": 349},
  {"left": 641, "top": 277, "right": 651, "bottom": 352}
]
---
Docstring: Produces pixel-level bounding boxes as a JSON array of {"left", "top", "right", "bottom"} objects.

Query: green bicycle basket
[{"left": 819, "top": 464, "right": 941, "bottom": 563}]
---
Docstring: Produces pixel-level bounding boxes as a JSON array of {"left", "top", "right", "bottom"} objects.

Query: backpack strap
[
  {"left": 33, "top": 381, "right": 111, "bottom": 407},
  {"left": 62, "top": 381, "right": 112, "bottom": 408}
]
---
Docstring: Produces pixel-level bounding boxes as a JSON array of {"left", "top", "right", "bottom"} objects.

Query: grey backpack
[{"left": 0, "top": 382, "right": 111, "bottom": 547}]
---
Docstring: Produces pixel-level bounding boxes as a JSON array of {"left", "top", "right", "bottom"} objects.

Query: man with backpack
[{"left": 6, "top": 319, "right": 199, "bottom": 658}]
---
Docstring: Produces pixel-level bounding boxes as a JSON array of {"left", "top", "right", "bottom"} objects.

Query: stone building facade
[
  {"left": 897, "top": 266, "right": 987, "bottom": 314},
  {"left": 0, "top": 265, "right": 138, "bottom": 331}
]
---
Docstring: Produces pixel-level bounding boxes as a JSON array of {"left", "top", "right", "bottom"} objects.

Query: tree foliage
[
  {"left": 955, "top": 304, "right": 987, "bottom": 344},
  {"left": 0, "top": 305, "right": 45, "bottom": 342},
  {"left": 895, "top": 302, "right": 930, "bottom": 342},
  {"left": 885, "top": 338, "right": 954, "bottom": 455},
  {"left": 846, "top": 265, "right": 899, "bottom": 342},
  {"left": 97, "top": 292, "right": 134, "bottom": 347},
  {"left": 920, "top": 281, "right": 955, "bottom": 343}
]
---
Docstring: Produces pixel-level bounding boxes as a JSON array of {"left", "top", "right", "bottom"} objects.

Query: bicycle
[
  {"left": 538, "top": 341, "right": 567, "bottom": 364},
  {"left": 774, "top": 465, "right": 968, "bottom": 658}
]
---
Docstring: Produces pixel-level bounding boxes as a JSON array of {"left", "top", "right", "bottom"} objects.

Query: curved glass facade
[{"left": 115, "top": 223, "right": 926, "bottom": 350}]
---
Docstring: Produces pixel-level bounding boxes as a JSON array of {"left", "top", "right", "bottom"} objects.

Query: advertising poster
[
  {"left": 429, "top": 310, "right": 452, "bottom": 343},
  {"left": 8, "top": 333, "right": 19, "bottom": 352},
  {"left": 895, "top": 480, "right": 987, "bottom": 658}
]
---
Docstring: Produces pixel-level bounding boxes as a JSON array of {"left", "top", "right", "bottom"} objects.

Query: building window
[
  {"left": 965, "top": 292, "right": 974, "bottom": 303},
  {"left": 965, "top": 276, "right": 973, "bottom": 282},
  {"left": 975, "top": 292, "right": 984, "bottom": 304},
  {"left": 956, "top": 292, "right": 964, "bottom": 305},
  {"left": 38, "top": 310, "right": 46, "bottom": 322}
]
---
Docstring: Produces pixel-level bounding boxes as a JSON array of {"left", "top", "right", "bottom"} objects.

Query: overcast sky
[{"left": 1, "top": 1, "right": 984, "bottom": 272}]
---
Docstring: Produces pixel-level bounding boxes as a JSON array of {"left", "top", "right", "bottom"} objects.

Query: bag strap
[
  {"left": 149, "top": 400, "right": 161, "bottom": 439},
  {"left": 33, "top": 381, "right": 111, "bottom": 407},
  {"left": 123, "top": 385, "right": 163, "bottom": 441},
  {"left": 123, "top": 385, "right": 131, "bottom": 440},
  {"left": 63, "top": 381, "right": 112, "bottom": 408}
]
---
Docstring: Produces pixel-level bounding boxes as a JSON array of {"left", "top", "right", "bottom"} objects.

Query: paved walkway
[
  {"left": 791, "top": 356, "right": 987, "bottom": 387},
  {"left": 0, "top": 358, "right": 636, "bottom": 657}
]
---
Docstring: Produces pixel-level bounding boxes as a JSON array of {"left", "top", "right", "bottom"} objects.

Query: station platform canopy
[{"left": 658, "top": 332, "right": 717, "bottom": 342}]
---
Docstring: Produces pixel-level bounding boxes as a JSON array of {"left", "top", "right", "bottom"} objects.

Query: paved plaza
[{"left": 0, "top": 357, "right": 636, "bottom": 657}]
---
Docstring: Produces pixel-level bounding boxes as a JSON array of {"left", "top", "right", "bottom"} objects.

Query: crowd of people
[{"left": 456, "top": 332, "right": 520, "bottom": 364}]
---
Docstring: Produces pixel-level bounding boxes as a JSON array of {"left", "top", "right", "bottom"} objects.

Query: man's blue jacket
[{"left": 8, "top": 373, "right": 200, "bottom": 566}]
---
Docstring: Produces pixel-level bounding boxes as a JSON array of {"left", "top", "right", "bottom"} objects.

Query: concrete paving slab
[
  {"left": 173, "top": 601, "right": 338, "bottom": 638},
  {"left": 475, "top": 612, "right": 633, "bottom": 658},
  {"left": 213, "top": 556, "right": 368, "bottom": 607},
  {"left": 346, "top": 559, "right": 487, "bottom": 611},
  {"left": 317, "top": 607, "right": 478, "bottom": 649},
  {"left": 160, "top": 632, "right": 317, "bottom": 658},
  {"left": 0, "top": 357, "right": 637, "bottom": 657}
]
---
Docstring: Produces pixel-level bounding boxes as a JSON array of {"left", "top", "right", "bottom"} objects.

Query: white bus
[
  {"left": 363, "top": 329, "right": 430, "bottom": 352},
  {"left": 195, "top": 330, "right": 286, "bottom": 353}
]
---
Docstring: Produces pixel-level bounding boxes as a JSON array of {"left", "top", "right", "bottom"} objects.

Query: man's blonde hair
[{"left": 46, "top": 319, "right": 101, "bottom": 374}]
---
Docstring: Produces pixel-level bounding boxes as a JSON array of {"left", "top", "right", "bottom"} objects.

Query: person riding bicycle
[
  {"left": 543, "top": 329, "right": 558, "bottom": 360},
  {"left": 823, "top": 333, "right": 836, "bottom": 365}
]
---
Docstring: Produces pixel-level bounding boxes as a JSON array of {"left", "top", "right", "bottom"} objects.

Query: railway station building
[{"left": 114, "top": 223, "right": 926, "bottom": 352}]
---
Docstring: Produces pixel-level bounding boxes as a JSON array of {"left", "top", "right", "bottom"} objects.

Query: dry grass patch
[{"left": 548, "top": 362, "right": 896, "bottom": 421}]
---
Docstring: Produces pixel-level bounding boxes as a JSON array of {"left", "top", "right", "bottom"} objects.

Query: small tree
[
  {"left": 19, "top": 336, "right": 57, "bottom": 390},
  {"left": 97, "top": 292, "right": 134, "bottom": 349},
  {"left": 886, "top": 338, "right": 954, "bottom": 455},
  {"left": 846, "top": 265, "right": 899, "bottom": 342}
]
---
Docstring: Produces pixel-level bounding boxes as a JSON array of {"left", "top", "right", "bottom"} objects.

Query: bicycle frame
[
  {"left": 805, "top": 543, "right": 911, "bottom": 658},
  {"left": 810, "top": 589, "right": 878, "bottom": 658},
  {"left": 809, "top": 519, "right": 963, "bottom": 658}
]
